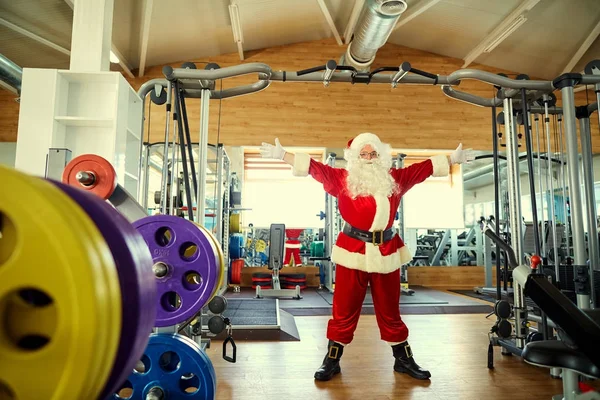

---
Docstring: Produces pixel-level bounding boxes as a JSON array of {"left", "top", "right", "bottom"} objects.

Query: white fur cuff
[
  {"left": 292, "top": 153, "right": 311, "bottom": 177},
  {"left": 399, "top": 245, "right": 413, "bottom": 265},
  {"left": 430, "top": 154, "right": 449, "bottom": 177}
]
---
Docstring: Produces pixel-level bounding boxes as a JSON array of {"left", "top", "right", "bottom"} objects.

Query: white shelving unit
[{"left": 15, "top": 68, "right": 143, "bottom": 196}]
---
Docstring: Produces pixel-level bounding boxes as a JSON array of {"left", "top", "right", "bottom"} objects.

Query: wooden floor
[{"left": 205, "top": 313, "right": 570, "bottom": 400}]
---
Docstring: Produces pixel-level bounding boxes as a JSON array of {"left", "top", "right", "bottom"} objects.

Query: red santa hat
[{"left": 347, "top": 132, "right": 382, "bottom": 151}]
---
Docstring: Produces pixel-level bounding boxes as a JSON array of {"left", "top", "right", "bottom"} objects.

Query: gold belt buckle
[{"left": 372, "top": 230, "right": 384, "bottom": 246}]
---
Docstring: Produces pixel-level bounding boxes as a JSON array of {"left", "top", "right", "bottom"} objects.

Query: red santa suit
[
  {"left": 291, "top": 147, "right": 449, "bottom": 345},
  {"left": 284, "top": 228, "right": 304, "bottom": 266}
]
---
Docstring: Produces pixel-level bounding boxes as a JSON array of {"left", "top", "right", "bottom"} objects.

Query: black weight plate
[
  {"left": 282, "top": 274, "right": 306, "bottom": 280},
  {"left": 252, "top": 273, "right": 272, "bottom": 279}
]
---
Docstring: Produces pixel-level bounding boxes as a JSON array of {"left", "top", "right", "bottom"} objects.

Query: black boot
[
  {"left": 392, "top": 342, "right": 431, "bottom": 380},
  {"left": 314, "top": 340, "right": 344, "bottom": 381}
]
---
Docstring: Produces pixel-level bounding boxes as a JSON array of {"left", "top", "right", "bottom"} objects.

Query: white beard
[{"left": 345, "top": 158, "right": 397, "bottom": 198}]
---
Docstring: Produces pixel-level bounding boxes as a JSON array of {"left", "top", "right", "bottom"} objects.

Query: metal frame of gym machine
[
  {"left": 312, "top": 152, "right": 340, "bottom": 294},
  {"left": 441, "top": 65, "right": 600, "bottom": 386},
  {"left": 140, "top": 141, "right": 232, "bottom": 291},
  {"left": 476, "top": 109, "right": 568, "bottom": 296},
  {"left": 135, "top": 66, "right": 253, "bottom": 343},
  {"left": 394, "top": 153, "right": 414, "bottom": 295}
]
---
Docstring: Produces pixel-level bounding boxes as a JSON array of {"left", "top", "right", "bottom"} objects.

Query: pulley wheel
[
  {"left": 584, "top": 59, "right": 600, "bottom": 76},
  {"left": 150, "top": 86, "right": 167, "bottom": 105},
  {"left": 207, "top": 295, "right": 227, "bottom": 315},
  {"left": 496, "top": 319, "right": 512, "bottom": 339},
  {"left": 494, "top": 300, "right": 511, "bottom": 319},
  {"left": 207, "top": 315, "right": 226, "bottom": 334}
]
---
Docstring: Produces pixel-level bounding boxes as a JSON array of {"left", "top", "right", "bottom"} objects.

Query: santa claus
[{"left": 259, "top": 133, "right": 473, "bottom": 381}]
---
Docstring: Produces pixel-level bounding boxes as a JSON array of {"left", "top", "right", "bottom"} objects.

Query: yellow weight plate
[
  {"left": 4, "top": 170, "right": 120, "bottom": 400},
  {"left": 194, "top": 223, "right": 225, "bottom": 301},
  {"left": 24, "top": 176, "right": 117, "bottom": 399},
  {"left": 24, "top": 176, "right": 115, "bottom": 399},
  {"left": 27, "top": 176, "right": 122, "bottom": 399},
  {"left": 229, "top": 213, "right": 241, "bottom": 233},
  {"left": 16, "top": 171, "right": 122, "bottom": 399},
  {"left": 0, "top": 166, "right": 121, "bottom": 400}
]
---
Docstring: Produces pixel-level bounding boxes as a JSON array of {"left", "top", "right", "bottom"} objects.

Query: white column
[{"left": 70, "top": 0, "right": 115, "bottom": 71}]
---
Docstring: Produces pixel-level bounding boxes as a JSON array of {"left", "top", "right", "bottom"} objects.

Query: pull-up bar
[{"left": 137, "top": 59, "right": 600, "bottom": 108}]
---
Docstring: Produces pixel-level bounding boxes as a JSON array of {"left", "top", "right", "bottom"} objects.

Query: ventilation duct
[
  {"left": 0, "top": 53, "right": 22, "bottom": 95},
  {"left": 342, "top": 0, "right": 407, "bottom": 71}
]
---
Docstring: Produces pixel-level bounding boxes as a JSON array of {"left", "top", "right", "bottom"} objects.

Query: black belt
[{"left": 342, "top": 223, "right": 394, "bottom": 246}]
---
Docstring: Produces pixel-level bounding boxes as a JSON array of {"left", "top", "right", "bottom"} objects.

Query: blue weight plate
[{"left": 113, "top": 333, "right": 216, "bottom": 400}]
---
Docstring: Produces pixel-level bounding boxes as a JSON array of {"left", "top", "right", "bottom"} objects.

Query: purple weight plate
[
  {"left": 51, "top": 181, "right": 157, "bottom": 400},
  {"left": 132, "top": 215, "right": 220, "bottom": 327}
]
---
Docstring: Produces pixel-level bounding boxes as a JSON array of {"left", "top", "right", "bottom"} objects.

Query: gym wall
[
  {"left": 0, "top": 90, "right": 18, "bottom": 142},
  {"left": 0, "top": 38, "right": 597, "bottom": 152},
  {"left": 0, "top": 142, "right": 16, "bottom": 167}
]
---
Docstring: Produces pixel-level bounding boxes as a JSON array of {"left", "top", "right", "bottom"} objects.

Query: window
[
  {"left": 242, "top": 149, "right": 465, "bottom": 230},
  {"left": 400, "top": 156, "right": 465, "bottom": 229},
  {"left": 243, "top": 148, "right": 326, "bottom": 229}
]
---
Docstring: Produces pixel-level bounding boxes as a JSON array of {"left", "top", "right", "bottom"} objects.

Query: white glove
[
  {"left": 259, "top": 138, "right": 286, "bottom": 160},
  {"left": 450, "top": 143, "right": 474, "bottom": 165}
]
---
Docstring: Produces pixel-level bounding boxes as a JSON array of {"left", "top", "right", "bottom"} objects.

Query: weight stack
[
  {"left": 252, "top": 272, "right": 272, "bottom": 289},
  {"left": 281, "top": 273, "right": 307, "bottom": 290}
]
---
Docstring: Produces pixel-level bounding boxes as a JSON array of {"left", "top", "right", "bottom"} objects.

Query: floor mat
[
  {"left": 220, "top": 298, "right": 278, "bottom": 326},
  {"left": 223, "top": 287, "right": 494, "bottom": 316},
  {"left": 283, "top": 304, "right": 493, "bottom": 316},
  {"left": 449, "top": 289, "right": 509, "bottom": 303},
  {"left": 316, "top": 288, "right": 448, "bottom": 306}
]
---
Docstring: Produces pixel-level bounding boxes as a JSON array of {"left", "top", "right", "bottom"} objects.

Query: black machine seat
[
  {"left": 584, "top": 309, "right": 600, "bottom": 325},
  {"left": 523, "top": 340, "right": 600, "bottom": 378}
]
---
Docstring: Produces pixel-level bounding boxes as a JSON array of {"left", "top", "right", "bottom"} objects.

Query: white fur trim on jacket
[
  {"left": 285, "top": 243, "right": 302, "bottom": 249},
  {"left": 331, "top": 244, "right": 413, "bottom": 274},
  {"left": 398, "top": 245, "right": 413, "bottom": 265},
  {"left": 430, "top": 154, "right": 449, "bottom": 177},
  {"left": 292, "top": 153, "right": 311, "bottom": 177},
  {"left": 369, "top": 193, "right": 390, "bottom": 231}
]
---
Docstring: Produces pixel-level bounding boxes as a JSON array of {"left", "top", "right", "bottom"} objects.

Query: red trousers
[
  {"left": 327, "top": 265, "right": 408, "bottom": 345},
  {"left": 284, "top": 247, "right": 301, "bottom": 266}
]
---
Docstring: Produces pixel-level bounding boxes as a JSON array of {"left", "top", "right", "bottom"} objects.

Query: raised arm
[
  {"left": 392, "top": 143, "right": 474, "bottom": 192},
  {"left": 260, "top": 138, "right": 345, "bottom": 197}
]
